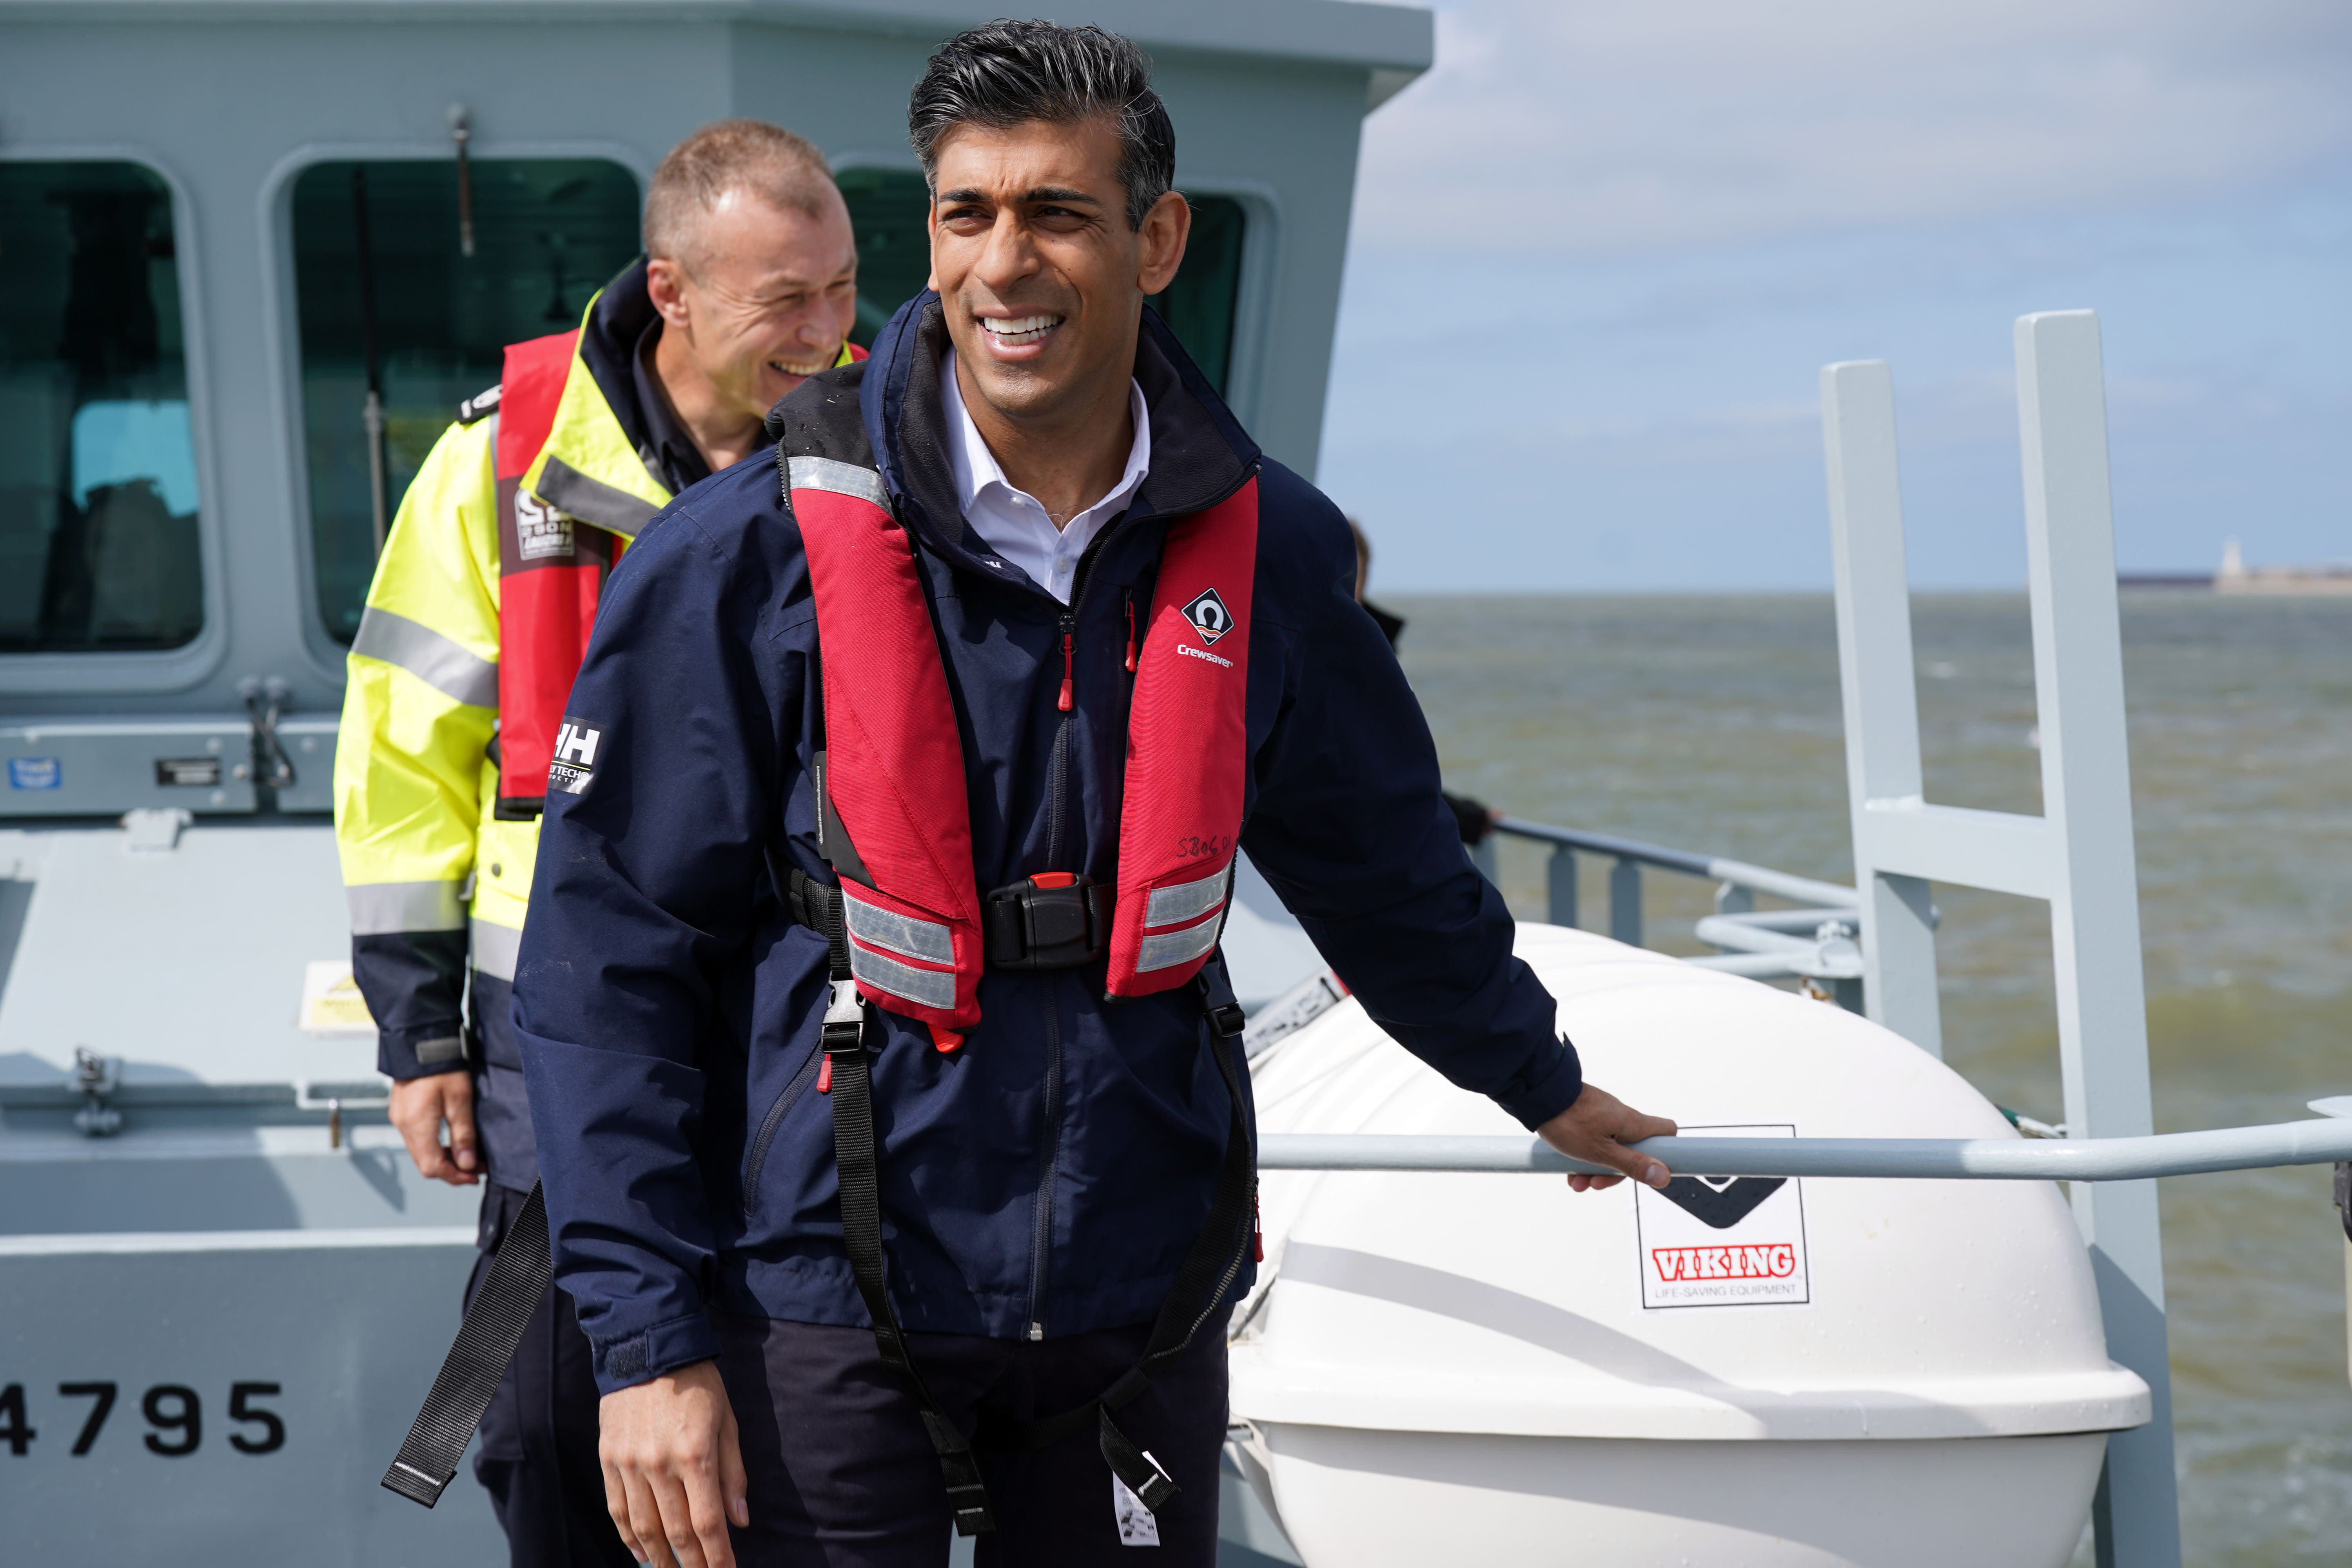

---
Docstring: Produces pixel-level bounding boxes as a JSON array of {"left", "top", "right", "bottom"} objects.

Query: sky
[{"left": 1315, "top": 0, "right": 2352, "bottom": 590}]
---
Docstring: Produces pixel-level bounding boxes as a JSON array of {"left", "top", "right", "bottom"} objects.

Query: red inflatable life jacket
[
  {"left": 793, "top": 456, "right": 1258, "bottom": 1038},
  {"left": 492, "top": 330, "right": 606, "bottom": 819},
  {"left": 491, "top": 332, "right": 867, "bottom": 817}
]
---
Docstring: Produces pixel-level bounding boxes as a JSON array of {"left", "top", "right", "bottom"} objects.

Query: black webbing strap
[
  {"left": 788, "top": 858, "right": 1259, "bottom": 1528},
  {"left": 802, "top": 875, "right": 998, "bottom": 1537},
  {"left": 382, "top": 1181, "right": 552, "bottom": 1507},
  {"left": 974, "top": 963, "right": 1257, "bottom": 1516}
]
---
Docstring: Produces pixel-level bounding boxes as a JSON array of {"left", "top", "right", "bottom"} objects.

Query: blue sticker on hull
[{"left": 8, "top": 757, "right": 60, "bottom": 790}]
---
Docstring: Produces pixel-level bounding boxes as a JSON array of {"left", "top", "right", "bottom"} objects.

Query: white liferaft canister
[{"left": 1227, "top": 924, "right": 2149, "bottom": 1568}]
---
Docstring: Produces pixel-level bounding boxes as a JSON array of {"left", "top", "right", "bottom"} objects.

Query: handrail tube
[
  {"left": 1489, "top": 816, "right": 1860, "bottom": 911},
  {"left": 1702, "top": 906, "right": 1857, "bottom": 934},
  {"left": 1690, "top": 917, "right": 1830, "bottom": 955},
  {"left": 1701, "top": 856, "right": 1860, "bottom": 911},
  {"left": 1258, "top": 1118, "right": 2352, "bottom": 1181},
  {"left": 1681, "top": 952, "right": 1822, "bottom": 978},
  {"left": 1488, "top": 817, "right": 1715, "bottom": 877},
  {"left": 1685, "top": 918, "right": 1864, "bottom": 979}
]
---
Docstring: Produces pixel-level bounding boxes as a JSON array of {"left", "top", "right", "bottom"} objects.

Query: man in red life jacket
[
  {"left": 512, "top": 24, "right": 1675, "bottom": 1568},
  {"left": 335, "top": 121, "right": 862, "bottom": 1566}
]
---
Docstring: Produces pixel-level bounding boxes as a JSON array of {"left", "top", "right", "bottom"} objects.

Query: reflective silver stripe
[
  {"left": 414, "top": 1036, "right": 465, "bottom": 1066},
  {"left": 1144, "top": 866, "right": 1230, "bottom": 929},
  {"left": 350, "top": 607, "right": 498, "bottom": 708},
  {"left": 788, "top": 456, "right": 890, "bottom": 512},
  {"left": 841, "top": 889, "right": 954, "bottom": 964},
  {"left": 848, "top": 943, "right": 957, "bottom": 1010},
  {"left": 535, "top": 454, "right": 662, "bottom": 537},
  {"left": 347, "top": 880, "right": 466, "bottom": 934},
  {"left": 470, "top": 918, "right": 523, "bottom": 982},
  {"left": 1136, "top": 916, "right": 1222, "bottom": 974}
]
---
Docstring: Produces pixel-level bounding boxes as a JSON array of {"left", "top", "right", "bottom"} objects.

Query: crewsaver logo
[
  {"left": 1181, "top": 587, "right": 1234, "bottom": 646},
  {"left": 548, "top": 717, "right": 603, "bottom": 795}
]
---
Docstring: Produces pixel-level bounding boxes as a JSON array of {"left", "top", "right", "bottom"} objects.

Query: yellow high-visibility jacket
[{"left": 333, "top": 263, "right": 853, "bottom": 1185}]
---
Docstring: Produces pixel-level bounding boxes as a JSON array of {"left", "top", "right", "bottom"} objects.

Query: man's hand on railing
[{"left": 1538, "top": 1084, "right": 1676, "bottom": 1192}]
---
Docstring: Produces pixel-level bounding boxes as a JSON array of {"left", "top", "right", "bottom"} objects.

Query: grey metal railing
[
  {"left": 1474, "top": 815, "right": 1867, "bottom": 1001},
  {"left": 1259, "top": 1109, "right": 2352, "bottom": 1181}
]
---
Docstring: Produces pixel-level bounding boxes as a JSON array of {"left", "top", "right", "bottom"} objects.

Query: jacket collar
[
  {"left": 526, "top": 261, "right": 673, "bottom": 539},
  {"left": 861, "top": 293, "right": 1260, "bottom": 586}
]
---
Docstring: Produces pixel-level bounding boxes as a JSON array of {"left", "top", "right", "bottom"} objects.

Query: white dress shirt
[{"left": 942, "top": 348, "right": 1150, "bottom": 604}]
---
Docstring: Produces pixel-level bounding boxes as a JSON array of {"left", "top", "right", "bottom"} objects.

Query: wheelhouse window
[
  {"left": 0, "top": 162, "right": 202, "bottom": 652},
  {"left": 291, "top": 159, "right": 642, "bottom": 642},
  {"left": 835, "top": 169, "right": 1247, "bottom": 393}
]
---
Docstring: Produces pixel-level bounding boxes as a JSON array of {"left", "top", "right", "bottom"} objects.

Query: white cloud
[{"left": 1354, "top": 0, "right": 2352, "bottom": 256}]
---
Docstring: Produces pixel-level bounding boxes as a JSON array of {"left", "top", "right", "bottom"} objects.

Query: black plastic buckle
[
  {"left": 1194, "top": 964, "right": 1246, "bottom": 1040},
  {"left": 820, "top": 978, "right": 865, "bottom": 1053},
  {"left": 984, "top": 874, "right": 1110, "bottom": 970}
]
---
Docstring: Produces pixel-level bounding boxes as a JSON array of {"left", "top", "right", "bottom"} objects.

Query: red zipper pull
[
  {"left": 817, "top": 1054, "right": 833, "bottom": 1094},
  {"left": 1057, "top": 624, "right": 1076, "bottom": 713},
  {"left": 1251, "top": 1192, "right": 1264, "bottom": 1262},
  {"left": 1124, "top": 593, "right": 1139, "bottom": 673}
]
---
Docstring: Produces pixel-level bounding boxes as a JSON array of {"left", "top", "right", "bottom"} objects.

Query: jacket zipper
[
  {"left": 1018, "top": 468, "right": 1252, "bottom": 1339},
  {"left": 1025, "top": 984, "right": 1064, "bottom": 1339},
  {"left": 743, "top": 1037, "right": 825, "bottom": 1217},
  {"left": 1025, "top": 520, "right": 1129, "bottom": 1338}
]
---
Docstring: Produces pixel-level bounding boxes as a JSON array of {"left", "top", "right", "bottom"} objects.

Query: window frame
[
  {"left": 259, "top": 139, "right": 653, "bottom": 686},
  {"left": 826, "top": 155, "right": 1281, "bottom": 428},
  {"left": 0, "top": 146, "right": 230, "bottom": 695}
]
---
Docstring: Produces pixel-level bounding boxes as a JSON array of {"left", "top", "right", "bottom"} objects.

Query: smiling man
[
  {"left": 336, "top": 119, "right": 858, "bottom": 1568},
  {"left": 512, "top": 25, "right": 1672, "bottom": 1568}
]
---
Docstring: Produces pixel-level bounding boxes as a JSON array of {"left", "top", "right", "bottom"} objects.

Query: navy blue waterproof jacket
[{"left": 514, "top": 296, "right": 1583, "bottom": 1395}]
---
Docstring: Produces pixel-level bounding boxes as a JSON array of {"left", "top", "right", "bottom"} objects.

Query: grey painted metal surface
[
  {"left": 2015, "top": 312, "right": 2177, "bottom": 1568},
  {"left": 0, "top": 821, "right": 375, "bottom": 1094},
  {"left": 1818, "top": 314, "right": 2180, "bottom": 1566},
  {"left": 0, "top": 1126, "right": 483, "bottom": 1233},
  {"left": 1483, "top": 815, "right": 1865, "bottom": 983},
  {"left": 1490, "top": 815, "right": 1860, "bottom": 913},
  {"left": 1260, "top": 1117, "right": 2352, "bottom": 1180},
  {"left": 1821, "top": 360, "right": 1945, "bottom": 1056},
  {"left": 0, "top": 1229, "right": 494, "bottom": 1563}
]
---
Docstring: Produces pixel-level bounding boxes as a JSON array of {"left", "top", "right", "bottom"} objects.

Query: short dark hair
[{"left": 908, "top": 20, "right": 1176, "bottom": 231}]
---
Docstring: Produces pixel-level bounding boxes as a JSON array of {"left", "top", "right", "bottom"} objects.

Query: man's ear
[
  {"left": 925, "top": 203, "right": 941, "bottom": 295},
  {"left": 646, "top": 256, "right": 691, "bottom": 329},
  {"left": 1136, "top": 191, "right": 1191, "bottom": 297}
]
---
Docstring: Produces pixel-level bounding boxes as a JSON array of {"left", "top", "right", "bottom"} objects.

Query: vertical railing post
[
  {"left": 2015, "top": 310, "right": 2178, "bottom": 1568},
  {"left": 1608, "top": 858, "right": 1642, "bottom": 947},
  {"left": 1822, "top": 359, "right": 1944, "bottom": 1056},
  {"left": 1470, "top": 833, "right": 1498, "bottom": 885},
  {"left": 1546, "top": 846, "right": 1578, "bottom": 929}
]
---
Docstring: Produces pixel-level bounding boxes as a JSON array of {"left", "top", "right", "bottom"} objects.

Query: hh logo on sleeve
[{"left": 548, "top": 718, "right": 603, "bottom": 795}]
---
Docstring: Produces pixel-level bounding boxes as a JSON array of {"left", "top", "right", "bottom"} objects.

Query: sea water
[{"left": 1389, "top": 590, "right": 2352, "bottom": 1567}]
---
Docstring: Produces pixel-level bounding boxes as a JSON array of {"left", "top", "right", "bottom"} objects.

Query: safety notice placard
[
  {"left": 1633, "top": 1123, "right": 1810, "bottom": 1309},
  {"left": 298, "top": 959, "right": 377, "bottom": 1034}
]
